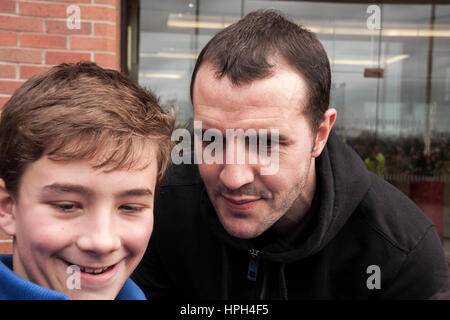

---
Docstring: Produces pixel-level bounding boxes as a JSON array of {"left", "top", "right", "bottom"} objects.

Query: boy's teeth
[{"left": 80, "top": 266, "right": 111, "bottom": 274}]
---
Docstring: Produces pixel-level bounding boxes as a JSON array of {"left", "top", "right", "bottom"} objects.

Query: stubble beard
[{"left": 207, "top": 157, "right": 313, "bottom": 239}]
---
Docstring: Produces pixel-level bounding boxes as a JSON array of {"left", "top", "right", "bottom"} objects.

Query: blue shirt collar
[{"left": 0, "top": 254, "right": 145, "bottom": 300}]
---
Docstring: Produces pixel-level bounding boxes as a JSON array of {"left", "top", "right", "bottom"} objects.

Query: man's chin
[
  {"left": 214, "top": 201, "right": 270, "bottom": 239},
  {"left": 220, "top": 218, "right": 265, "bottom": 240}
]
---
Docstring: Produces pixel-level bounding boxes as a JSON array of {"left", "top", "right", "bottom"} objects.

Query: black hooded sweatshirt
[{"left": 132, "top": 132, "right": 449, "bottom": 299}]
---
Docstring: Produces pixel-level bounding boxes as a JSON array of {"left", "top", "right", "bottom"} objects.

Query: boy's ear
[{"left": 0, "top": 179, "right": 16, "bottom": 236}]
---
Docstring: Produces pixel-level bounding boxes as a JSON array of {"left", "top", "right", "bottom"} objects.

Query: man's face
[
  {"left": 193, "top": 63, "right": 318, "bottom": 239},
  {"left": 5, "top": 155, "right": 157, "bottom": 299}
]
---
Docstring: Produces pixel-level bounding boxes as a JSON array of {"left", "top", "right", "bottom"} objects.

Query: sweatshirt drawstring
[
  {"left": 279, "top": 263, "right": 288, "bottom": 300},
  {"left": 220, "top": 244, "right": 288, "bottom": 300}
]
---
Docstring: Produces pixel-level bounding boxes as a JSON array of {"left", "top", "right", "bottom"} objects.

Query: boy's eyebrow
[
  {"left": 43, "top": 183, "right": 93, "bottom": 197},
  {"left": 42, "top": 183, "right": 153, "bottom": 198},
  {"left": 116, "top": 188, "right": 153, "bottom": 198}
]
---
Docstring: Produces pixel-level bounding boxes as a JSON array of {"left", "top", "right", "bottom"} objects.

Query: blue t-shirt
[{"left": 0, "top": 254, "right": 146, "bottom": 300}]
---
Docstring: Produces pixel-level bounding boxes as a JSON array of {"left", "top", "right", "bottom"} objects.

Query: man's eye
[
  {"left": 51, "top": 202, "right": 81, "bottom": 213},
  {"left": 260, "top": 138, "right": 279, "bottom": 150},
  {"left": 202, "top": 135, "right": 221, "bottom": 144},
  {"left": 202, "top": 139, "right": 213, "bottom": 145}
]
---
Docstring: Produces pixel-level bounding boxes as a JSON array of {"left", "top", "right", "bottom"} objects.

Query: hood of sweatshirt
[{"left": 200, "top": 131, "right": 372, "bottom": 263}]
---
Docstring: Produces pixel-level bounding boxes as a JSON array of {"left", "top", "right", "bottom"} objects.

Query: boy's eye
[
  {"left": 51, "top": 202, "right": 81, "bottom": 213},
  {"left": 119, "top": 204, "right": 145, "bottom": 212}
]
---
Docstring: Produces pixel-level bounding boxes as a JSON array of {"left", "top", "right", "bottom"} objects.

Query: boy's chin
[{"left": 63, "top": 285, "right": 121, "bottom": 300}]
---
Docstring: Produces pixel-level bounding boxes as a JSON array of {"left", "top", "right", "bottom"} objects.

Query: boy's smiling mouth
[
  {"left": 78, "top": 265, "right": 114, "bottom": 275},
  {"left": 62, "top": 259, "right": 118, "bottom": 275},
  {"left": 60, "top": 257, "right": 123, "bottom": 288}
]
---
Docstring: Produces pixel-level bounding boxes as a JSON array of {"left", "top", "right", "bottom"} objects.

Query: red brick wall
[
  {"left": 0, "top": 0, "right": 121, "bottom": 110},
  {"left": 0, "top": 0, "right": 122, "bottom": 254},
  {"left": 0, "top": 229, "right": 13, "bottom": 254}
]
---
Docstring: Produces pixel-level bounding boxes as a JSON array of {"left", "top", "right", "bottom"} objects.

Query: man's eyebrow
[{"left": 200, "top": 128, "right": 288, "bottom": 142}]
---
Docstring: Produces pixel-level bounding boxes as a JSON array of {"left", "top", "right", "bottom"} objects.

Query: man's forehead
[
  {"left": 195, "top": 106, "right": 287, "bottom": 130},
  {"left": 193, "top": 64, "right": 308, "bottom": 117}
]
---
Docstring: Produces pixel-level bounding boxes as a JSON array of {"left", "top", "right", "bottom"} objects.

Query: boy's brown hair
[{"left": 0, "top": 62, "right": 175, "bottom": 195}]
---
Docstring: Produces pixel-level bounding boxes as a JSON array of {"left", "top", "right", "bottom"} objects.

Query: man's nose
[
  {"left": 76, "top": 209, "right": 121, "bottom": 255},
  {"left": 219, "top": 136, "right": 256, "bottom": 190},
  {"left": 219, "top": 163, "right": 255, "bottom": 191}
]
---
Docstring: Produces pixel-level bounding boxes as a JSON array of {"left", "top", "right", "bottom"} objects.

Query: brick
[
  {"left": 94, "top": 53, "right": 117, "bottom": 69},
  {"left": 0, "top": 0, "right": 16, "bottom": 14},
  {"left": 19, "top": 1, "right": 67, "bottom": 18},
  {"left": 94, "top": 23, "right": 116, "bottom": 38},
  {"left": 46, "top": 0, "right": 91, "bottom": 3},
  {"left": 80, "top": 5, "right": 117, "bottom": 22},
  {"left": 0, "top": 241, "right": 13, "bottom": 254},
  {"left": 70, "top": 37, "right": 116, "bottom": 52},
  {"left": 0, "top": 64, "right": 16, "bottom": 78},
  {"left": 0, "top": 15, "right": 43, "bottom": 32},
  {"left": 0, "top": 31, "right": 17, "bottom": 46},
  {"left": 0, "top": 48, "right": 42, "bottom": 64},
  {"left": 0, "top": 96, "right": 10, "bottom": 110},
  {"left": 0, "top": 80, "right": 25, "bottom": 94},
  {"left": 0, "top": 229, "right": 11, "bottom": 240},
  {"left": 94, "top": 0, "right": 117, "bottom": 5},
  {"left": 21, "top": 33, "right": 66, "bottom": 49},
  {"left": 46, "top": 51, "right": 91, "bottom": 64},
  {"left": 46, "top": 19, "right": 91, "bottom": 35},
  {"left": 20, "top": 65, "right": 51, "bottom": 79}
]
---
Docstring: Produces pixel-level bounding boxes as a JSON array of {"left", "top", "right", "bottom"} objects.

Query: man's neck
[{"left": 271, "top": 158, "right": 317, "bottom": 235}]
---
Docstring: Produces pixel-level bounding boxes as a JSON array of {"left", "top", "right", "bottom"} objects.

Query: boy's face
[{"left": 4, "top": 155, "right": 157, "bottom": 300}]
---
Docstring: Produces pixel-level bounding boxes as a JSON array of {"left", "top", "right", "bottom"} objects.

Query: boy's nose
[{"left": 76, "top": 210, "right": 121, "bottom": 255}]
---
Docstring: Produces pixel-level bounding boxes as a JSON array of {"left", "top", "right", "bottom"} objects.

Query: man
[{"left": 132, "top": 9, "right": 449, "bottom": 299}]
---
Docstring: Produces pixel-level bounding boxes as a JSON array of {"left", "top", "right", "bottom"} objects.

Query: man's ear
[
  {"left": 311, "top": 108, "right": 337, "bottom": 158},
  {"left": 0, "top": 179, "right": 16, "bottom": 236}
]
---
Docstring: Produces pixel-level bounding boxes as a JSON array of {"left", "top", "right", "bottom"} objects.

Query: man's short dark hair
[{"left": 190, "top": 9, "right": 331, "bottom": 133}]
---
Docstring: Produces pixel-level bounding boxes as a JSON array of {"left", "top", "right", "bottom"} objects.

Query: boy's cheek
[
  {"left": 120, "top": 214, "right": 153, "bottom": 250},
  {"left": 121, "top": 224, "right": 153, "bottom": 273},
  {"left": 16, "top": 225, "right": 67, "bottom": 255},
  {"left": 15, "top": 209, "right": 71, "bottom": 249}
]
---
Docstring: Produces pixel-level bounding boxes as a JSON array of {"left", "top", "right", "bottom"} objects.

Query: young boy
[{"left": 0, "top": 62, "right": 175, "bottom": 300}]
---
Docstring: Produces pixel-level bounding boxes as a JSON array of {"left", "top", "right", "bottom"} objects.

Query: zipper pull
[{"left": 247, "top": 249, "right": 260, "bottom": 281}]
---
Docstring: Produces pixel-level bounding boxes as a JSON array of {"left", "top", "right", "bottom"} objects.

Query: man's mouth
[{"left": 221, "top": 195, "right": 260, "bottom": 212}]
